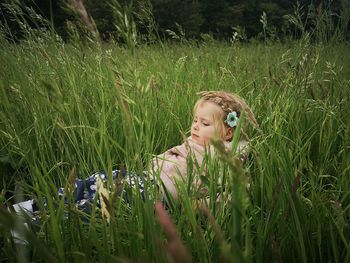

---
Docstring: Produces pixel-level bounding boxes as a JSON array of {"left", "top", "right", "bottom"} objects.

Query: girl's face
[{"left": 191, "top": 101, "right": 229, "bottom": 145}]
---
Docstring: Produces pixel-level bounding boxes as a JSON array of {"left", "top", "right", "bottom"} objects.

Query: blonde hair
[{"left": 194, "top": 91, "right": 258, "bottom": 140}]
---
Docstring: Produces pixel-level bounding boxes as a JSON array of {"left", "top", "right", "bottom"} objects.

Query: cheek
[
  {"left": 202, "top": 126, "right": 216, "bottom": 138},
  {"left": 204, "top": 125, "right": 226, "bottom": 140}
]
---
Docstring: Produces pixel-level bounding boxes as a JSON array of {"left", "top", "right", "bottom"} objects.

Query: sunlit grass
[{"left": 1, "top": 35, "right": 349, "bottom": 262}]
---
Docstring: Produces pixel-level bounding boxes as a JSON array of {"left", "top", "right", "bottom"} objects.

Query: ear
[{"left": 224, "top": 127, "right": 234, "bottom": 141}]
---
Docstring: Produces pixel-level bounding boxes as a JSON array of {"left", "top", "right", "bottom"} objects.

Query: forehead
[{"left": 194, "top": 101, "right": 223, "bottom": 119}]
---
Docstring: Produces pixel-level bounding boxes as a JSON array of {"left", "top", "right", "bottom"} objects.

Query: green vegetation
[
  {"left": 1, "top": 0, "right": 349, "bottom": 42},
  {"left": 0, "top": 33, "right": 349, "bottom": 262},
  {"left": 0, "top": 1, "right": 350, "bottom": 261}
]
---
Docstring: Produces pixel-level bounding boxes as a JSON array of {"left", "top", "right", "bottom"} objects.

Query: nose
[{"left": 193, "top": 123, "right": 199, "bottom": 130}]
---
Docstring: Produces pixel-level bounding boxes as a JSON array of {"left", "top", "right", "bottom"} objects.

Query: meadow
[{"left": 0, "top": 33, "right": 349, "bottom": 262}]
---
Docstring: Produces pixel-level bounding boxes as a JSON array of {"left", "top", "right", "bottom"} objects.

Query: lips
[{"left": 192, "top": 133, "right": 199, "bottom": 139}]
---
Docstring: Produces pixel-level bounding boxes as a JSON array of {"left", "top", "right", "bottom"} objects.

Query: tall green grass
[{"left": 0, "top": 32, "right": 349, "bottom": 262}]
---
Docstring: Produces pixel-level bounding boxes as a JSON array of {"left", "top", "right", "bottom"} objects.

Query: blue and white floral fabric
[
  {"left": 12, "top": 170, "right": 149, "bottom": 219},
  {"left": 10, "top": 170, "right": 150, "bottom": 245},
  {"left": 58, "top": 169, "right": 148, "bottom": 208}
]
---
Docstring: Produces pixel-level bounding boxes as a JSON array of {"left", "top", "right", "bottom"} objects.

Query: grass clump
[{"left": 0, "top": 33, "right": 349, "bottom": 262}]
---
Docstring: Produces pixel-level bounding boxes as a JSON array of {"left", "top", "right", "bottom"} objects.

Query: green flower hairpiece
[{"left": 225, "top": 111, "right": 238, "bottom": 128}]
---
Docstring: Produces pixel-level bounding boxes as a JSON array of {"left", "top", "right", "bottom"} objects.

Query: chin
[{"left": 191, "top": 136, "right": 203, "bottom": 145}]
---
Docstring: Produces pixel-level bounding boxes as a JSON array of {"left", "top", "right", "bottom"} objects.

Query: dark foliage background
[{"left": 0, "top": 0, "right": 349, "bottom": 42}]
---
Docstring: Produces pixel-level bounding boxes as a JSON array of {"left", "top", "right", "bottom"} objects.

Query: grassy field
[{"left": 0, "top": 34, "right": 349, "bottom": 262}]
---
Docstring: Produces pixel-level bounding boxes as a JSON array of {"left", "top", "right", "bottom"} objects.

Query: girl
[
  {"left": 151, "top": 90, "right": 258, "bottom": 200},
  {"left": 11, "top": 91, "right": 258, "bottom": 222}
]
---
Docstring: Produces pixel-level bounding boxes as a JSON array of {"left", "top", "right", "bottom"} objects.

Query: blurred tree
[
  {"left": 0, "top": 0, "right": 347, "bottom": 42},
  {"left": 85, "top": 0, "right": 115, "bottom": 40},
  {"left": 151, "top": 0, "right": 203, "bottom": 38},
  {"left": 201, "top": 0, "right": 238, "bottom": 39}
]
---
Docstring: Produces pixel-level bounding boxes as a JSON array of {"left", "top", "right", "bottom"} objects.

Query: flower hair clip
[{"left": 225, "top": 111, "right": 238, "bottom": 128}]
